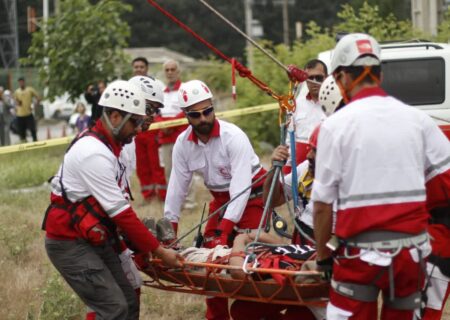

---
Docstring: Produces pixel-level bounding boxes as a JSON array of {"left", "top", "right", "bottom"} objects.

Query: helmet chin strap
[
  {"left": 336, "top": 66, "right": 380, "bottom": 104},
  {"left": 102, "top": 109, "right": 132, "bottom": 137}
]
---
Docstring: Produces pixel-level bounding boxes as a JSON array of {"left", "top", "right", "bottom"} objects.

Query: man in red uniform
[
  {"left": 43, "top": 80, "right": 181, "bottom": 319},
  {"left": 132, "top": 57, "right": 167, "bottom": 201},
  {"left": 164, "top": 80, "right": 267, "bottom": 320},
  {"left": 312, "top": 33, "right": 450, "bottom": 320},
  {"left": 422, "top": 162, "right": 450, "bottom": 319}
]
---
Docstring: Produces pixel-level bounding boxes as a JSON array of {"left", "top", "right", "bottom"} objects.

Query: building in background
[{"left": 411, "top": 0, "right": 448, "bottom": 36}]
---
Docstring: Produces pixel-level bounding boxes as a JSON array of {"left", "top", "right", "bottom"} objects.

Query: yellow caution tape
[{"left": 0, "top": 102, "right": 279, "bottom": 155}]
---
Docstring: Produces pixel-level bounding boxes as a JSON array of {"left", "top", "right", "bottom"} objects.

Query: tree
[
  {"left": 334, "top": 2, "right": 420, "bottom": 42},
  {"left": 21, "top": 0, "right": 131, "bottom": 101}
]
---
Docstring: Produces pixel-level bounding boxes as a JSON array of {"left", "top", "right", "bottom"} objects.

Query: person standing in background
[
  {"left": 84, "top": 80, "right": 106, "bottom": 124},
  {"left": 283, "top": 60, "right": 327, "bottom": 174},
  {"left": 13, "top": 77, "right": 40, "bottom": 142},
  {"left": 157, "top": 60, "right": 188, "bottom": 182},
  {"left": 132, "top": 56, "right": 167, "bottom": 202}
]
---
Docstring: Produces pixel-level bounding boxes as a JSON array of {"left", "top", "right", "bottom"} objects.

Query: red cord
[
  {"left": 231, "top": 58, "right": 236, "bottom": 101},
  {"left": 146, "top": 0, "right": 280, "bottom": 100}
]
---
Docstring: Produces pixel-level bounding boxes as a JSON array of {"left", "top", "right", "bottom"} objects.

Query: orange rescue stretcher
[{"left": 141, "top": 258, "right": 329, "bottom": 307}]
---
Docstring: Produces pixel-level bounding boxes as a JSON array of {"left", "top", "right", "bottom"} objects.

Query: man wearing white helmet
[
  {"left": 312, "top": 33, "right": 450, "bottom": 319},
  {"left": 43, "top": 80, "right": 181, "bottom": 320},
  {"left": 131, "top": 57, "right": 168, "bottom": 202},
  {"left": 164, "top": 79, "right": 267, "bottom": 320},
  {"left": 122, "top": 75, "right": 166, "bottom": 190}
]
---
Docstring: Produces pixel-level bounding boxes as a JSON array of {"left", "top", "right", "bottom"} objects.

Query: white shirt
[
  {"left": 161, "top": 82, "right": 183, "bottom": 117},
  {"left": 312, "top": 89, "right": 450, "bottom": 237},
  {"left": 164, "top": 119, "right": 262, "bottom": 224},
  {"left": 292, "top": 95, "right": 326, "bottom": 143},
  {"left": 121, "top": 139, "right": 136, "bottom": 182},
  {"left": 50, "top": 136, "right": 130, "bottom": 217}
]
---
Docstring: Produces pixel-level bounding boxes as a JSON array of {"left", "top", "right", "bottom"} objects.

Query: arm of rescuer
[
  {"left": 77, "top": 151, "right": 181, "bottom": 268},
  {"left": 311, "top": 124, "right": 338, "bottom": 263},
  {"left": 263, "top": 145, "right": 290, "bottom": 208},
  {"left": 163, "top": 135, "right": 194, "bottom": 235},
  {"left": 422, "top": 115, "right": 450, "bottom": 258},
  {"left": 213, "top": 130, "right": 256, "bottom": 245}
]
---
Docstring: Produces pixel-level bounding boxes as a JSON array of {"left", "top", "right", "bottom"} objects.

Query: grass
[{"left": 1, "top": 147, "right": 449, "bottom": 319}]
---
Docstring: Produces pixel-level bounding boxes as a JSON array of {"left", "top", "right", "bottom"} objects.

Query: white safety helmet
[
  {"left": 99, "top": 80, "right": 146, "bottom": 116},
  {"left": 319, "top": 75, "right": 343, "bottom": 116},
  {"left": 178, "top": 80, "right": 213, "bottom": 109},
  {"left": 128, "top": 75, "right": 164, "bottom": 105},
  {"left": 330, "top": 33, "right": 381, "bottom": 73}
]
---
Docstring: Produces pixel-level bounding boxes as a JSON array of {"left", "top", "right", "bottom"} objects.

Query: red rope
[{"left": 146, "top": 0, "right": 281, "bottom": 100}]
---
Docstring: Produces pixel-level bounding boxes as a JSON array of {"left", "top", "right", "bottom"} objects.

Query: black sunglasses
[
  {"left": 185, "top": 106, "right": 214, "bottom": 119},
  {"left": 308, "top": 75, "right": 325, "bottom": 83}
]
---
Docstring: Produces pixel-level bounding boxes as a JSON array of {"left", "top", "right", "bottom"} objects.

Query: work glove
[
  {"left": 211, "top": 218, "right": 235, "bottom": 247},
  {"left": 316, "top": 257, "right": 333, "bottom": 281}
]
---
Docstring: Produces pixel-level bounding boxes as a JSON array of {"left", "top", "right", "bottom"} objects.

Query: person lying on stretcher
[
  {"left": 180, "top": 231, "right": 318, "bottom": 282},
  {"left": 180, "top": 231, "right": 326, "bottom": 320}
]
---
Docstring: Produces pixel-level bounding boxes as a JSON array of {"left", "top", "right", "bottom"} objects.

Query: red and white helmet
[
  {"left": 128, "top": 76, "right": 164, "bottom": 105},
  {"left": 319, "top": 75, "right": 343, "bottom": 116},
  {"left": 330, "top": 33, "right": 381, "bottom": 73},
  {"left": 99, "top": 80, "right": 146, "bottom": 116},
  {"left": 178, "top": 80, "right": 213, "bottom": 109}
]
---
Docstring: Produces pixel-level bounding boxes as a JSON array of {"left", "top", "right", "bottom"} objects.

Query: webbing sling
[{"left": 342, "top": 231, "right": 429, "bottom": 252}]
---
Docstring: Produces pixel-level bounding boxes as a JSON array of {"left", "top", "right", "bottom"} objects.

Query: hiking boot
[
  {"left": 157, "top": 217, "right": 176, "bottom": 242},
  {"left": 142, "top": 217, "right": 157, "bottom": 235}
]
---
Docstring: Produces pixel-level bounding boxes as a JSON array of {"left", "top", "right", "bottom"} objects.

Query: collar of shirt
[
  {"left": 164, "top": 80, "right": 182, "bottom": 93},
  {"left": 350, "top": 86, "right": 387, "bottom": 103},
  {"left": 93, "top": 119, "right": 123, "bottom": 157},
  {"left": 187, "top": 119, "right": 220, "bottom": 144}
]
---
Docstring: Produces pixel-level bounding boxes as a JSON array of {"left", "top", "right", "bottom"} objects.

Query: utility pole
[
  {"left": 0, "top": 0, "right": 20, "bottom": 69},
  {"left": 244, "top": 0, "right": 254, "bottom": 69},
  {"left": 282, "top": 0, "right": 289, "bottom": 45}
]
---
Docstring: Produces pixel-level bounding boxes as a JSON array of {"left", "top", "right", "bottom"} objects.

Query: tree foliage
[
  {"left": 21, "top": 0, "right": 131, "bottom": 100},
  {"left": 335, "top": 2, "right": 419, "bottom": 41}
]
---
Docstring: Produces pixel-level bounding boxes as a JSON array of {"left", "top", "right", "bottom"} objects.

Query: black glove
[{"left": 316, "top": 257, "right": 333, "bottom": 281}]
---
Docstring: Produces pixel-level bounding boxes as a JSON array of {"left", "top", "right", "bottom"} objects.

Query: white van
[{"left": 318, "top": 41, "right": 450, "bottom": 139}]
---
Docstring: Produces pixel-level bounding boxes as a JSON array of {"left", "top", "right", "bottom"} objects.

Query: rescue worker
[
  {"left": 164, "top": 79, "right": 267, "bottom": 320},
  {"left": 131, "top": 57, "right": 168, "bottom": 201},
  {"left": 157, "top": 59, "right": 188, "bottom": 183},
  {"left": 312, "top": 33, "right": 450, "bottom": 319},
  {"left": 84, "top": 75, "right": 167, "bottom": 320},
  {"left": 43, "top": 80, "right": 181, "bottom": 320},
  {"left": 422, "top": 162, "right": 450, "bottom": 318},
  {"left": 283, "top": 59, "right": 327, "bottom": 174},
  {"left": 265, "top": 75, "right": 343, "bottom": 245},
  {"left": 265, "top": 125, "right": 321, "bottom": 246}
]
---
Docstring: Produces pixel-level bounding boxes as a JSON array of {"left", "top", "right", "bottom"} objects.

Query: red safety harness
[{"left": 42, "top": 130, "right": 126, "bottom": 247}]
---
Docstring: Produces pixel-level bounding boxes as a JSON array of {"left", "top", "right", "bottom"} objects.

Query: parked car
[
  {"left": 317, "top": 41, "right": 450, "bottom": 139},
  {"left": 42, "top": 93, "right": 91, "bottom": 121}
]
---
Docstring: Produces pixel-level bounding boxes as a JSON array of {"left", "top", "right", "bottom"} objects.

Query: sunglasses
[
  {"left": 307, "top": 75, "right": 325, "bottom": 83},
  {"left": 185, "top": 106, "right": 214, "bottom": 119},
  {"left": 128, "top": 116, "right": 145, "bottom": 128}
]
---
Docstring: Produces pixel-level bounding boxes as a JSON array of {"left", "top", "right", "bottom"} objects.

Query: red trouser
[
  {"left": 203, "top": 188, "right": 266, "bottom": 320},
  {"left": 230, "top": 300, "right": 316, "bottom": 320},
  {"left": 329, "top": 248, "right": 424, "bottom": 320},
  {"left": 282, "top": 142, "right": 308, "bottom": 174},
  {"left": 135, "top": 130, "right": 167, "bottom": 200}
]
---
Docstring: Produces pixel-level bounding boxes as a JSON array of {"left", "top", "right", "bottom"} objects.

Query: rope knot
[
  {"left": 287, "top": 64, "right": 308, "bottom": 83},
  {"left": 234, "top": 61, "right": 252, "bottom": 77}
]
